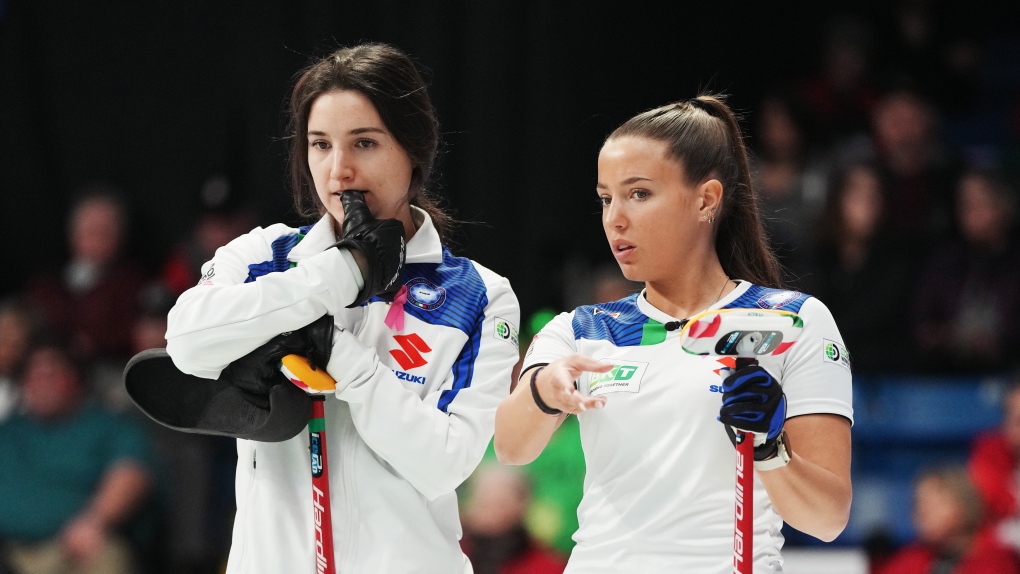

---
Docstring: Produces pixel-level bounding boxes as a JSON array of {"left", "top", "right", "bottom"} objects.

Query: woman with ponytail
[{"left": 495, "top": 95, "right": 852, "bottom": 573}]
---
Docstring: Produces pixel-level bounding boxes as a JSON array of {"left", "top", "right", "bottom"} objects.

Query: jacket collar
[{"left": 288, "top": 206, "right": 443, "bottom": 265}]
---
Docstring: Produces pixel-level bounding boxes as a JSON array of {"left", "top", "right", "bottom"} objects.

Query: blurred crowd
[
  {"left": 0, "top": 179, "right": 253, "bottom": 574},
  {"left": 1, "top": 6, "right": 1020, "bottom": 574}
]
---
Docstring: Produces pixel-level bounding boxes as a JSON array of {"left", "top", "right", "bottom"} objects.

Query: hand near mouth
[
  {"left": 336, "top": 190, "right": 373, "bottom": 234},
  {"left": 331, "top": 190, "right": 406, "bottom": 307}
]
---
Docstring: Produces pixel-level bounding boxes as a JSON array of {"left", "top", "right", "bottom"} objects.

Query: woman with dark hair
[
  {"left": 494, "top": 96, "right": 853, "bottom": 572},
  {"left": 164, "top": 44, "right": 520, "bottom": 573},
  {"left": 911, "top": 168, "right": 1020, "bottom": 373},
  {"left": 750, "top": 92, "right": 828, "bottom": 282},
  {"left": 804, "top": 161, "right": 922, "bottom": 373}
]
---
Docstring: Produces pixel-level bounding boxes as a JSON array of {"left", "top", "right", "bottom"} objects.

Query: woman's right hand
[
  {"left": 222, "top": 313, "right": 336, "bottom": 408},
  {"left": 532, "top": 354, "right": 612, "bottom": 415}
]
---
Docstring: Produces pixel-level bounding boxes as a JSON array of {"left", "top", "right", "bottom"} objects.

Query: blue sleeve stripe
[
  {"left": 244, "top": 231, "right": 303, "bottom": 283},
  {"left": 437, "top": 294, "right": 488, "bottom": 413}
]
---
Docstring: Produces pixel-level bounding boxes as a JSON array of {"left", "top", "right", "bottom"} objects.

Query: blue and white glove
[{"left": 718, "top": 362, "right": 787, "bottom": 461}]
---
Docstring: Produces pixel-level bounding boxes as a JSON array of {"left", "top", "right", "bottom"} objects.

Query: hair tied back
[{"left": 687, "top": 97, "right": 712, "bottom": 115}]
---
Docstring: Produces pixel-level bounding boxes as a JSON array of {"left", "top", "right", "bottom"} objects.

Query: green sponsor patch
[
  {"left": 588, "top": 360, "right": 649, "bottom": 396},
  {"left": 590, "top": 364, "right": 641, "bottom": 388},
  {"left": 494, "top": 317, "right": 519, "bottom": 349},
  {"left": 822, "top": 339, "right": 851, "bottom": 372}
]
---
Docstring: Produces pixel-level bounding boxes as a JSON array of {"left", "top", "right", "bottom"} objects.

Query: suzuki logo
[{"left": 390, "top": 333, "right": 432, "bottom": 370}]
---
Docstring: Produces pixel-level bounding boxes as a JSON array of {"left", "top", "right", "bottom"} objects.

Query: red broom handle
[
  {"left": 309, "top": 396, "right": 336, "bottom": 574},
  {"left": 734, "top": 431, "right": 754, "bottom": 573}
]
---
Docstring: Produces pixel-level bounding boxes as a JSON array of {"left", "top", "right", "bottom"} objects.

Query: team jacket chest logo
[
  {"left": 406, "top": 278, "right": 446, "bottom": 310},
  {"left": 390, "top": 333, "right": 432, "bottom": 370}
]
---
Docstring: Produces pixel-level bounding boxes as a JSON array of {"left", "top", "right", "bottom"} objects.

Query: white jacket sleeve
[
  {"left": 165, "top": 224, "right": 363, "bottom": 379},
  {"left": 521, "top": 310, "right": 577, "bottom": 372},
  {"left": 328, "top": 276, "right": 520, "bottom": 500},
  {"left": 780, "top": 297, "right": 854, "bottom": 423}
]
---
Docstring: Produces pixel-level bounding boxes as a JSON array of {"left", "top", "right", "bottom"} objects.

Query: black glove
[
  {"left": 332, "top": 191, "right": 406, "bottom": 307},
  {"left": 718, "top": 360, "right": 787, "bottom": 461},
  {"left": 221, "top": 314, "right": 335, "bottom": 409}
]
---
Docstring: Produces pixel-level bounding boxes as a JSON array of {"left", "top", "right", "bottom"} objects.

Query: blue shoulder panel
[
  {"left": 722, "top": 284, "right": 810, "bottom": 313},
  {"left": 244, "top": 225, "right": 313, "bottom": 283},
  {"left": 373, "top": 247, "right": 489, "bottom": 337},
  {"left": 378, "top": 247, "right": 490, "bottom": 412},
  {"left": 571, "top": 294, "right": 649, "bottom": 347}
]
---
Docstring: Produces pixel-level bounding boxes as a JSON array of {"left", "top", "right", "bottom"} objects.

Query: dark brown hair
[
  {"left": 607, "top": 95, "right": 783, "bottom": 287},
  {"left": 286, "top": 44, "right": 452, "bottom": 240}
]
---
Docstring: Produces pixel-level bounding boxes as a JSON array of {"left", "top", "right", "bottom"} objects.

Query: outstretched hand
[{"left": 531, "top": 354, "right": 612, "bottom": 415}]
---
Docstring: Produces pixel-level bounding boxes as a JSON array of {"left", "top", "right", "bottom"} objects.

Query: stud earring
[{"left": 702, "top": 215, "right": 708, "bottom": 221}]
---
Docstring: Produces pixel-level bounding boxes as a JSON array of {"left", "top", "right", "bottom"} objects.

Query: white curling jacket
[{"left": 165, "top": 209, "right": 520, "bottom": 574}]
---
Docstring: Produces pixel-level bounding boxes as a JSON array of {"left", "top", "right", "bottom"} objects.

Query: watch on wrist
[{"left": 754, "top": 430, "right": 792, "bottom": 471}]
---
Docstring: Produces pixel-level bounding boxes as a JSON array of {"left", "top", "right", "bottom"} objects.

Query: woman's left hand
[{"left": 718, "top": 362, "right": 786, "bottom": 456}]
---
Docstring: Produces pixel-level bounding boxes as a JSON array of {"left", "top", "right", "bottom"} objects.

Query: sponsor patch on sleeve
[
  {"left": 493, "top": 318, "right": 519, "bottom": 349},
  {"left": 821, "top": 339, "right": 851, "bottom": 372}
]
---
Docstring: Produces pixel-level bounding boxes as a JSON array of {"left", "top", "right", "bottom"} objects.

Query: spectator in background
[
  {"left": 24, "top": 186, "right": 146, "bottom": 366},
  {"left": 911, "top": 169, "right": 1020, "bottom": 373},
  {"left": 130, "top": 283, "right": 176, "bottom": 358},
  {"left": 970, "top": 383, "right": 1020, "bottom": 553},
  {"left": 884, "top": 0, "right": 982, "bottom": 113},
  {"left": 797, "top": 15, "right": 878, "bottom": 146},
  {"left": 0, "top": 342, "right": 152, "bottom": 574},
  {"left": 870, "top": 89, "right": 958, "bottom": 240},
  {"left": 461, "top": 463, "right": 566, "bottom": 574},
  {"left": 751, "top": 92, "right": 829, "bottom": 283},
  {"left": 0, "top": 300, "right": 38, "bottom": 422},
  {"left": 160, "top": 176, "right": 255, "bottom": 296},
  {"left": 876, "top": 466, "right": 1020, "bottom": 574},
  {"left": 806, "top": 162, "right": 921, "bottom": 373}
]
